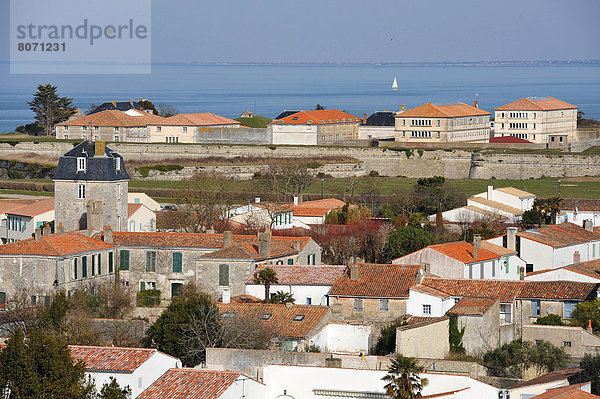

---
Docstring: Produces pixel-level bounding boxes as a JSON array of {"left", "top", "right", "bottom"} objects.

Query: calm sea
[{"left": 1, "top": 63, "right": 599, "bottom": 133}]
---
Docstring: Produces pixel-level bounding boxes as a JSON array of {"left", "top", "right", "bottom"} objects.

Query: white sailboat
[{"left": 392, "top": 77, "right": 399, "bottom": 90}]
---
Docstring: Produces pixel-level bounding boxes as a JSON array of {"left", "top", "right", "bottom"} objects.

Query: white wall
[
  {"left": 525, "top": 268, "right": 600, "bottom": 283},
  {"left": 294, "top": 215, "right": 326, "bottom": 225},
  {"left": 128, "top": 193, "right": 161, "bottom": 211},
  {"left": 86, "top": 352, "right": 181, "bottom": 398},
  {"left": 309, "top": 323, "right": 371, "bottom": 354},
  {"left": 245, "top": 283, "right": 332, "bottom": 306},
  {"left": 407, "top": 289, "right": 454, "bottom": 317},
  {"left": 561, "top": 211, "right": 600, "bottom": 228},
  {"left": 221, "top": 376, "right": 265, "bottom": 399},
  {"left": 272, "top": 124, "right": 318, "bottom": 145},
  {"left": 128, "top": 205, "right": 156, "bottom": 232},
  {"left": 519, "top": 238, "right": 554, "bottom": 271}
]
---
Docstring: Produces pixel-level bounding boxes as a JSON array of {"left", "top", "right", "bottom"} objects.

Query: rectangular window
[
  {"left": 77, "top": 157, "right": 86, "bottom": 171},
  {"left": 74, "top": 258, "right": 78, "bottom": 279},
  {"left": 219, "top": 264, "right": 229, "bottom": 286},
  {"left": 78, "top": 184, "right": 86, "bottom": 199},
  {"left": 306, "top": 298, "right": 312, "bottom": 305},
  {"left": 114, "top": 127, "right": 120, "bottom": 132},
  {"left": 380, "top": 299, "right": 389, "bottom": 312},
  {"left": 353, "top": 298, "right": 364, "bottom": 311},
  {"left": 115, "top": 158, "right": 121, "bottom": 171},
  {"left": 423, "top": 304, "right": 431, "bottom": 315},
  {"left": 120, "top": 250, "right": 130, "bottom": 271},
  {"left": 64, "top": 134, "right": 69, "bottom": 140},
  {"left": 532, "top": 299, "right": 541, "bottom": 317},
  {"left": 114, "top": 135, "right": 120, "bottom": 142},
  {"left": 82, "top": 256, "right": 88, "bottom": 278},
  {"left": 182, "top": 126, "right": 187, "bottom": 133},
  {"left": 173, "top": 252, "right": 183, "bottom": 273},
  {"left": 287, "top": 258, "right": 294, "bottom": 265},
  {"left": 157, "top": 126, "right": 161, "bottom": 132},
  {"left": 564, "top": 301, "right": 577, "bottom": 319},
  {"left": 81, "top": 126, "right": 87, "bottom": 131},
  {"left": 146, "top": 251, "right": 157, "bottom": 272},
  {"left": 140, "top": 281, "right": 146, "bottom": 291},
  {"left": 91, "top": 254, "right": 96, "bottom": 276},
  {"left": 564, "top": 341, "right": 572, "bottom": 348},
  {"left": 94, "top": 126, "right": 99, "bottom": 131},
  {"left": 64, "top": 126, "right": 69, "bottom": 131},
  {"left": 500, "top": 304, "right": 512, "bottom": 323},
  {"left": 108, "top": 252, "right": 113, "bottom": 273},
  {"left": 97, "top": 254, "right": 101, "bottom": 274}
]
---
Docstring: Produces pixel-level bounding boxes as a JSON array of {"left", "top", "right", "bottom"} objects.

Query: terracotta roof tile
[
  {"left": 57, "top": 110, "right": 164, "bottom": 127},
  {"left": 395, "top": 103, "right": 490, "bottom": 118},
  {"left": 230, "top": 294, "right": 262, "bottom": 303},
  {"left": 4, "top": 197, "right": 54, "bottom": 217},
  {"left": 518, "top": 223, "right": 600, "bottom": 248},
  {"left": 272, "top": 110, "right": 362, "bottom": 125},
  {"left": 532, "top": 384, "right": 598, "bottom": 399},
  {"left": 247, "top": 264, "right": 346, "bottom": 285},
  {"left": 148, "top": 113, "right": 241, "bottom": 127},
  {"left": 511, "top": 367, "right": 580, "bottom": 389},
  {"left": 127, "top": 203, "right": 144, "bottom": 217},
  {"left": 480, "top": 241, "right": 517, "bottom": 256},
  {"left": 69, "top": 345, "right": 157, "bottom": 372},
  {"left": 199, "top": 240, "right": 298, "bottom": 260},
  {"left": 562, "top": 199, "right": 600, "bottom": 212},
  {"left": 329, "top": 264, "right": 421, "bottom": 298},
  {"left": 291, "top": 198, "right": 347, "bottom": 217},
  {"left": 216, "top": 302, "right": 328, "bottom": 338},
  {"left": 138, "top": 368, "right": 243, "bottom": 399},
  {"left": 426, "top": 241, "right": 501, "bottom": 264},
  {"left": 495, "top": 97, "right": 577, "bottom": 112},
  {"left": 0, "top": 232, "right": 113, "bottom": 256},
  {"left": 410, "top": 285, "right": 451, "bottom": 298},
  {"left": 0, "top": 199, "right": 43, "bottom": 215},
  {"left": 447, "top": 297, "right": 498, "bottom": 316}
]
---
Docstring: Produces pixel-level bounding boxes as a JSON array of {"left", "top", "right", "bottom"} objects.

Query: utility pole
[{"left": 321, "top": 178, "right": 324, "bottom": 199}]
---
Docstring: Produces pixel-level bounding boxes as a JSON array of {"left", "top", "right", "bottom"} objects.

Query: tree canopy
[
  {"left": 382, "top": 354, "right": 428, "bottom": 399},
  {"left": 384, "top": 226, "right": 436, "bottom": 262},
  {"left": 27, "top": 84, "right": 77, "bottom": 136}
]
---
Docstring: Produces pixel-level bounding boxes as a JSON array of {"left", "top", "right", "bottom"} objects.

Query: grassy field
[
  {"left": 234, "top": 115, "right": 272, "bottom": 128},
  {"left": 6, "top": 176, "right": 598, "bottom": 200}
]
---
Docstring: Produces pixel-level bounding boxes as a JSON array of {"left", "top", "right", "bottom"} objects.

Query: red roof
[
  {"left": 329, "top": 264, "right": 421, "bottom": 298},
  {"left": 427, "top": 241, "right": 501, "bottom": 264},
  {"left": 247, "top": 264, "right": 346, "bottom": 285},
  {"left": 447, "top": 297, "right": 498, "bottom": 316},
  {"left": 138, "top": 369, "right": 245, "bottom": 399},
  {"left": 291, "top": 198, "right": 346, "bottom": 217},
  {"left": 4, "top": 197, "right": 54, "bottom": 217},
  {"left": 57, "top": 110, "right": 164, "bottom": 127},
  {"left": 128, "top": 203, "right": 144, "bottom": 218},
  {"left": 272, "top": 109, "right": 361, "bottom": 125},
  {"left": 489, "top": 136, "right": 532, "bottom": 144},
  {"left": 395, "top": 103, "right": 490, "bottom": 118},
  {"left": 518, "top": 223, "right": 600, "bottom": 248},
  {"left": 0, "top": 232, "right": 113, "bottom": 256},
  {"left": 69, "top": 345, "right": 159, "bottom": 372},
  {"left": 562, "top": 199, "right": 600, "bottom": 212},
  {"left": 526, "top": 259, "right": 600, "bottom": 280},
  {"left": 532, "top": 384, "right": 598, "bottom": 398},
  {"left": 148, "top": 113, "right": 241, "bottom": 127},
  {"left": 0, "top": 199, "right": 43, "bottom": 215},
  {"left": 511, "top": 367, "right": 580, "bottom": 389},
  {"left": 495, "top": 97, "right": 577, "bottom": 111}
]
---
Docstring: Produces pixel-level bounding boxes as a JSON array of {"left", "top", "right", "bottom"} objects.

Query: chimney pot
[
  {"left": 474, "top": 100, "right": 479, "bottom": 108},
  {"left": 519, "top": 267, "right": 525, "bottom": 280},
  {"left": 584, "top": 220, "right": 594, "bottom": 231},
  {"left": 223, "top": 231, "right": 233, "bottom": 248},
  {"left": 473, "top": 235, "right": 482, "bottom": 260},
  {"left": 589, "top": 319, "right": 593, "bottom": 333},
  {"left": 42, "top": 223, "right": 51, "bottom": 236},
  {"left": 349, "top": 263, "right": 359, "bottom": 281},
  {"left": 57, "top": 222, "right": 64, "bottom": 234},
  {"left": 95, "top": 141, "right": 105, "bottom": 157},
  {"left": 222, "top": 289, "right": 231, "bottom": 304},
  {"left": 507, "top": 227, "right": 518, "bottom": 251},
  {"left": 34, "top": 228, "right": 41, "bottom": 241},
  {"left": 103, "top": 226, "right": 113, "bottom": 244},
  {"left": 293, "top": 196, "right": 299, "bottom": 206}
]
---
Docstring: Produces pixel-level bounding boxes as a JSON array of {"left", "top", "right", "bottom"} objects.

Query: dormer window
[
  {"left": 115, "top": 158, "right": 121, "bottom": 171},
  {"left": 81, "top": 126, "right": 87, "bottom": 131},
  {"left": 182, "top": 127, "right": 187, "bottom": 133},
  {"left": 77, "top": 157, "right": 86, "bottom": 172},
  {"left": 114, "top": 127, "right": 120, "bottom": 132}
]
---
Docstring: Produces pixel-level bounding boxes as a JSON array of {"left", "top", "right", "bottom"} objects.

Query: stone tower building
[{"left": 54, "top": 141, "right": 129, "bottom": 232}]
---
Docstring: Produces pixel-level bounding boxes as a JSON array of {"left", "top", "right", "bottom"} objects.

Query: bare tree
[
  {"left": 157, "top": 103, "right": 179, "bottom": 117},
  {"left": 0, "top": 286, "right": 39, "bottom": 337},
  {"left": 265, "top": 159, "right": 312, "bottom": 200}
]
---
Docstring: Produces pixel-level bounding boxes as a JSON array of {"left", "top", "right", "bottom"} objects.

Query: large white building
[
  {"left": 271, "top": 110, "right": 362, "bottom": 145},
  {"left": 494, "top": 96, "right": 578, "bottom": 145}
]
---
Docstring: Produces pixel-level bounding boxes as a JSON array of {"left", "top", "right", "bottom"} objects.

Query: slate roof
[
  {"left": 329, "top": 264, "right": 421, "bottom": 298},
  {"left": 0, "top": 232, "right": 113, "bottom": 257},
  {"left": 562, "top": 199, "right": 600, "bottom": 212},
  {"left": 510, "top": 367, "right": 580, "bottom": 389},
  {"left": 53, "top": 141, "right": 130, "bottom": 182},
  {"left": 274, "top": 110, "right": 300, "bottom": 120},
  {"left": 422, "top": 277, "right": 598, "bottom": 302},
  {"left": 518, "top": 223, "right": 600, "bottom": 248},
  {"left": 88, "top": 101, "right": 144, "bottom": 114},
  {"left": 395, "top": 103, "right": 490, "bottom": 118},
  {"left": 489, "top": 136, "right": 533, "bottom": 144},
  {"left": 246, "top": 264, "right": 346, "bottom": 285},
  {"left": 271, "top": 110, "right": 362, "bottom": 125},
  {"left": 365, "top": 111, "right": 396, "bottom": 126},
  {"left": 495, "top": 97, "right": 577, "bottom": 111},
  {"left": 57, "top": 109, "right": 164, "bottom": 127},
  {"left": 138, "top": 369, "right": 245, "bottom": 399},
  {"left": 148, "top": 113, "right": 241, "bottom": 127},
  {"left": 4, "top": 197, "right": 54, "bottom": 217},
  {"left": 216, "top": 302, "right": 329, "bottom": 339},
  {"left": 69, "top": 345, "right": 159, "bottom": 372},
  {"left": 447, "top": 297, "right": 498, "bottom": 316}
]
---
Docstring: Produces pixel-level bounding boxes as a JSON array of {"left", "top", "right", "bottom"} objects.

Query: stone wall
[{"left": 193, "top": 127, "right": 270, "bottom": 145}]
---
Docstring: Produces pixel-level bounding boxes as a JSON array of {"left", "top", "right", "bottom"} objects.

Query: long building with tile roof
[{"left": 271, "top": 109, "right": 362, "bottom": 145}]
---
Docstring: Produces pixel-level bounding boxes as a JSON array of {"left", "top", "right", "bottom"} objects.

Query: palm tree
[
  {"left": 270, "top": 291, "right": 295, "bottom": 304},
  {"left": 382, "top": 354, "right": 428, "bottom": 399},
  {"left": 253, "top": 267, "right": 278, "bottom": 303}
]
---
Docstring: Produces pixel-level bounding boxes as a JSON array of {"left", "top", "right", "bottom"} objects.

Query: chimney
[
  {"left": 293, "top": 196, "right": 299, "bottom": 206},
  {"left": 223, "top": 230, "right": 233, "bottom": 248},
  {"left": 399, "top": 104, "right": 407, "bottom": 113},
  {"left": 487, "top": 185, "right": 493, "bottom": 200},
  {"left": 285, "top": 301, "right": 293, "bottom": 308},
  {"left": 103, "top": 226, "right": 113, "bottom": 244},
  {"left": 473, "top": 235, "right": 482, "bottom": 260},
  {"left": 35, "top": 228, "right": 41, "bottom": 241},
  {"left": 507, "top": 227, "right": 518, "bottom": 251},
  {"left": 416, "top": 269, "right": 425, "bottom": 284},
  {"left": 574, "top": 251, "right": 581, "bottom": 264},
  {"left": 474, "top": 100, "right": 479, "bottom": 108},
  {"left": 420, "top": 262, "right": 430, "bottom": 276},
  {"left": 130, "top": 99, "right": 134, "bottom": 106},
  {"left": 95, "top": 141, "right": 105, "bottom": 157},
  {"left": 42, "top": 223, "right": 51, "bottom": 236},
  {"left": 57, "top": 222, "right": 64, "bottom": 234},
  {"left": 258, "top": 231, "right": 272, "bottom": 258},
  {"left": 584, "top": 220, "right": 594, "bottom": 231},
  {"left": 519, "top": 267, "right": 525, "bottom": 280},
  {"left": 111, "top": 100, "right": 117, "bottom": 107},
  {"left": 222, "top": 289, "right": 231, "bottom": 304},
  {"left": 349, "top": 263, "right": 359, "bottom": 281},
  {"left": 255, "top": 197, "right": 261, "bottom": 204},
  {"left": 363, "top": 113, "right": 367, "bottom": 123},
  {"left": 588, "top": 320, "right": 594, "bottom": 334}
]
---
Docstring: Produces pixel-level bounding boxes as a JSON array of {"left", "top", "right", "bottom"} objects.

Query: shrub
[
  {"left": 373, "top": 318, "right": 407, "bottom": 355},
  {"left": 534, "top": 314, "right": 564, "bottom": 326},
  {"left": 136, "top": 290, "right": 161, "bottom": 307},
  {"left": 369, "top": 170, "right": 380, "bottom": 177}
]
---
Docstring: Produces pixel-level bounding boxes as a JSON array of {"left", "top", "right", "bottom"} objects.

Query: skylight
[{"left": 293, "top": 315, "right": 305, "bottom": 321}]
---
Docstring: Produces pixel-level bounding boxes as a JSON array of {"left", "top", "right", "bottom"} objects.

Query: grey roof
[
  {"left": 89, "top": 101, "right": 143, "bottom": 114},
  {"left": 365, "top": 111, "right": 396, "bottom": 126},
  {"left": 274, "top": 110, "right": 300, "bottom": 120},
  {"left": 53, "top": 141, "right": 130, "bottom": 182}
]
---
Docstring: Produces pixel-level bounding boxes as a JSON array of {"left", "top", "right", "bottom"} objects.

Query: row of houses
[{"left": 56, "top": 96, "right": 579, "bottom": 146}]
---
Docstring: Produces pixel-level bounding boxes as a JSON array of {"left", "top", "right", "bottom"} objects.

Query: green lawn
[{"left": 234, "top": 115, "right": 272, "bottom": 128}]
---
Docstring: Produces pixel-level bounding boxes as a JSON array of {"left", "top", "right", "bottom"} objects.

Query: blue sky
[{"left": 1, "top": 0, "right": 599, "bottom": 63}]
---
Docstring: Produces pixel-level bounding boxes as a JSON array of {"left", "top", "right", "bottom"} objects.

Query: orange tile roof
[
  {"left": 148, "top": 113, "right": 241, "bottom": 127},
  {"left": 0, "top": 199, "right": 42, "bottom": 215},
  {"left": 329, "top": 264, "right": 421, "bottom": 298},
  {"left": 447, "top": 297, "right": 498, "bottom": 316},
  {"left": 4, "top": 197, "right": 54, "bottom": 217},
  {"left": 0, "top": 232, "right": 113, "bottom": 256},
  {"left": 69, "top": 345, "right": 159, "bottom": 372},
  {"left": 532, "top": 384, "right": 598, "bottom": 399},
  {"left": 216, "top": 302, "right": 329, "bottom": 339},
  {"left": 57, "top": 110, "right": 164, "bottom": 127},
  {"left": 138, "top": 368, "right": 244, "bottom": 399},
  {"left": 511, "top": 367, "right": 580, "bottom": 389},
  {"left": 291, "top": 198, "right": 346, "bottom": 217},
  {"left": 518, "top": 223, "right": 600, "bottom": 248},
  {"left": 562, "top": 198, "right": 600, "bottom": 212},
  {"left": 495, "top": 97, "right": 577, "bottom": 111},
  {"left": 271, "top": 109, "right": 362, "bottom": 125},
  {"left": 128, "top": 203, "right": 144, "bottom": 217},
  {"left": 410, "top": 284, "right": 451, "bottom": 298},
  {"left": 427, "top": 241, "right": 501, "bottom": 264},
  {"left": 199, "top": 241, "right": 297, "bottom": 260},
  {"left": 422, "top": 277, "right": 598, "bottom": 302},
  {"left": 230, "top": 294, "right": 262, "bottom": 303},
  {"left": 247, "top": 264, "right": 346, "bottom": 285},
  {"left": 395, "top": 103, "right": 490, "bottom": 118}
]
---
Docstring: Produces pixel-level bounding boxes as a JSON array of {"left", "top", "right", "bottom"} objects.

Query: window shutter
[
  {"left": 98, "top": 254, "right": 102, "bottom": 274},
  {"left": 91, "top": 255, "right": 96, "bottom": 276},
  {"left": 219, "top": 264, "right": 229, "bottom": 286},
  {"left": 108, "top": 252, "right": 113, "bottom": 273},
  {"left": 120, "top": 250, "right": 130, "bottom": 271},
  {"left": 82, "top": 256, "right": 87, "bottom": 278},
  {"left": 74, "top": 258, "right": 78, "bottom": 279},
  {"left": 140, "top": 281, "right": 146, "bottom": 291},
  {"left": 173, "top": 252, "right": 182, "bottom": 273}
]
